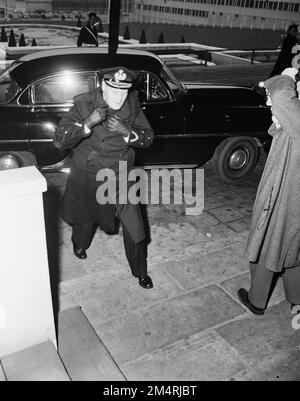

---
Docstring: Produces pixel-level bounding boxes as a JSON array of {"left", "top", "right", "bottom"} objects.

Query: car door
[
  {"left": 220, "top": 88, "right": 271, "bottom": 135},
  {"left": 0, "top": 70, "right": 30, "bottom": 152},
  {"left": 134, "top": 71, "right": 185, "bottom": 165},
  {"left": 182, "top": 87, "right": 234, "bottom": 165},
  {"left": 26, "top": 71, "right": 98, "bottom": 167},
  {"left": 183, "top": 86, "right": 270, "bottom": 166}
]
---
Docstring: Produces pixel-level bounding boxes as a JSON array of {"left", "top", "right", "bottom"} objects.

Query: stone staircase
[{"left": 0, "top": 307, "right": 125, "bottom": 381}]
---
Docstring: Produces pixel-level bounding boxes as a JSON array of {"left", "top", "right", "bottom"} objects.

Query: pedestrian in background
[
  {"left": 269, "top": 24, "right": 298, "bottom": 77},
  {"left": 77, "top": 12, "right": 100, "bottom": 47},
  {"left": 238, "top": 55, "right": 300, "bottom": 315}
]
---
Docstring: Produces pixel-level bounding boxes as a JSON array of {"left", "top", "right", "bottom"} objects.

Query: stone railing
[{"left": 0, "top": 23, "right": 278, "bottom": 66}]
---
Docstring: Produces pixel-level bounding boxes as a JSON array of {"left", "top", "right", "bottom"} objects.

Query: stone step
[
  {"left": 58, "top": 307, "right": 125, "bottom": 381},
  {"left": 1, "top": 341, "right": 70, "bottom": 381}
]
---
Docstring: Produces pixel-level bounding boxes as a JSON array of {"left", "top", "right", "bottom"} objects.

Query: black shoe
[
  {"left": 138, "top": 274, "right": 153, "bottom": 289},
  {"left": 237, "top": 288, "right": 265, "bottom": 315},
  {"left": 71, "top": 237, "right": 87, "bottom": 260}
]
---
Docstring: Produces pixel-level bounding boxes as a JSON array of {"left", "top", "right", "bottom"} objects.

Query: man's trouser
[
  {"left": 72, "top": 221, "right": 147, "bottom": 278},
  {"left": 248, "top": 257, "right": 300, "bottom": 309}
]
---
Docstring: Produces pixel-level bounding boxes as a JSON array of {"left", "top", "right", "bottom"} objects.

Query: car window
[
  {"left": 32, "top": 72, "right": 98, "bottom": 104},
  {"left": 161, "top": 67, "right": 183, "bottom": 96},
  {"left": 135, "top": 72, "right": 169, "bottom": 103},
  {"left": 0, "top": 70, "right": 20, "bottom": 104}
]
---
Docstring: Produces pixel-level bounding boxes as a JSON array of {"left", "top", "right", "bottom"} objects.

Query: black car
[{"left": 0, "top": 47, "right": 271, "bottom": 183}]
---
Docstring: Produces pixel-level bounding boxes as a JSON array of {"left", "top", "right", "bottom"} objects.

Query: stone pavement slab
[
  {"left": 121, "top": 331, "right": 249, "bottom": 381},
  {"left": 64, "top": 230, "right": 127, "bottom": 276},
  {"left": 216, "top": 302, "right": 300, "bottom": 368},
  {"left": 1, "top": 342, "right": 70, "bottom": 381},
  {"left": 204, "top": 189, "right": 245, "bottom": 210},
  {"left": 185, "top": 208, "right": 219, "bottom": 227},
  {"left": 227, "top": 216, "right": 252, "bottom": 233},
  {"left": 94, "top": 285, "right": 245, "bottom": 365},
  {"left": 59, "top": 268, "right": 185, "bottom": 325},
  {"left": 208, "top": 205, "right": 247, "bottom": 223},
  {"left": 186, "top": 219, "right": 239, "bottom": 243},
  {"left": 146, "top": 223, "right": 203, "bottom": 263},
  {"left": 231, "top": 349, "right": 300, "bottom": 381},
  {"left": 58, "top": 307, "right": 125, "bottom": 381},
  {"left": 181, "top": 232, "right": 248, "bottom": 258},
  {"left": 162, "top": 243, "right": 249, "bottom": 290}
]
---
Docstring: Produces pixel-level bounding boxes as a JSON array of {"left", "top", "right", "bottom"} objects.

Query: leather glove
[
  {"left": 107, "top": 115, "right": 131, "bottom": 139},
  {"left": 281, "top": 67, "right": 298, "bottom": 81},
  {"left": 84, "top": 106, "right": 108, "bottom": 130},
  {"left": 292, "top": 53, "right": 300, "bottom": 70}
]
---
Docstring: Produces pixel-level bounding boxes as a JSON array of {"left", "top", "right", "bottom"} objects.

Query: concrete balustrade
[{"left": 0, "top": 166, "right": 56, "bottom": 357}]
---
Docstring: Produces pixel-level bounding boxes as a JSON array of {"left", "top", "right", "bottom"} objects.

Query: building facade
[
  {"left": 51, "top": 0, "right": 134, "bottom": 14},
  {"left": 0, "top": 0, "right": 298, "bottom": 30},
  {"left": 0, "top": 0, "right": 52, "bottom": 12},
  {"left": 26, "top": 0, "right": 52, "bottom": 11},
  {"left": 51, "top": 0, "right": 108, "bottom": 13},
  {"left": 133, "top": 0, "right": 300, "bottom": 30},
  {"left": 0, "top": 0, "right": 22, "bottom": 12}
]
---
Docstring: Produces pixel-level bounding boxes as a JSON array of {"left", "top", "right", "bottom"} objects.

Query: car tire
[
  {"left": 212, "top": 137, "right": 259, "bottom": 184},
  {"left": 0, "top": 151, "right": 37, "bottom": 171}
]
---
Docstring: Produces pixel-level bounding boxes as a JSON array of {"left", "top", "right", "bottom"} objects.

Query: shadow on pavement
[{"left": 43, "top": 185, "right": 61, "bottom": 330}]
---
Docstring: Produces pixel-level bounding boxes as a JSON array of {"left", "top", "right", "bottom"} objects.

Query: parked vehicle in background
[
  {"left": 0, "top": 48, "right": 272, "bottom": 183},
  {"left": 44, "top": 12, "right": 54, "bottom": 19},
  {"left": 70, "top": 11, "right": 81, "bottom": 19},
  {"left": 12, "top": 11, "right": 24, "bottom": 19}
]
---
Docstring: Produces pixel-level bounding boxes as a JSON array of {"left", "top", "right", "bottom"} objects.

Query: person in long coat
[
  {"left": 77, "top": 12, "right": 99, "bottom": 47},
  {"left": 54, "top": 67, "right": 155, "bottom": 289},
  {"left": 269, "top": 24, "right": 298, "bottom": 78},
  {"left": 238, "top": 61, "right": 300, "bottom": 315}
]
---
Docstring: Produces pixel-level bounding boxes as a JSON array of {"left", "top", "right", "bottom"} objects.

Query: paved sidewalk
[{"left": 43, "top": 151, "right": 300, "bottom": 381}]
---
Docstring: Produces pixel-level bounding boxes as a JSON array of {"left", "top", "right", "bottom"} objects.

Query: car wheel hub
[
  {"left": 0, "top": 155, "right": 20, "bottom": 170},
  {"left": 228, "top": 148, "right": 249, "bottom": 170}
]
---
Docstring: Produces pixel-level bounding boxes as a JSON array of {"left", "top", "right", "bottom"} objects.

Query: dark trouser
[
  {"left": 248, "top": 257, "right": 300, "bottom": 309},
  {"left": 72, "top": 221, "right": 147, "bottom": 278}
]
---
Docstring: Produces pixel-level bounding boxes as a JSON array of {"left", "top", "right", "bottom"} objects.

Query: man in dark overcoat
[
  {"left": 269, "top": 24, "right": 298, "bottom": 78},
  {"left": 54, "top": 67, "right": 154, "bottom": 289},
  {"left": 77, "top": 12, "right": 99, "bottom": 47}
]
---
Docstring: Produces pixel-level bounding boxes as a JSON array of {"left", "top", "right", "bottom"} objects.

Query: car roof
[{"left": 10, "top": 47, "right": 165, "bottom": 87}]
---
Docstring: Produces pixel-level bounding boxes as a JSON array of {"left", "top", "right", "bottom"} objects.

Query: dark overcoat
[
  {"left": 77, "top": 24, "right": 99, "bottom": 47},
  {"left": 245, "top": 75, "right": 300, "bottom": 272},
  {"left": 269, "top": 34, "right": 298, "bottom": 77},
  {"left": 54, "top": 88, "right": 154, "bottom": 244}
]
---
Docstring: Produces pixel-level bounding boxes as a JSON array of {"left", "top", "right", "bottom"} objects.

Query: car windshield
[{"left": 0, "top": 69, "right": 20, "bottom": 104}]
